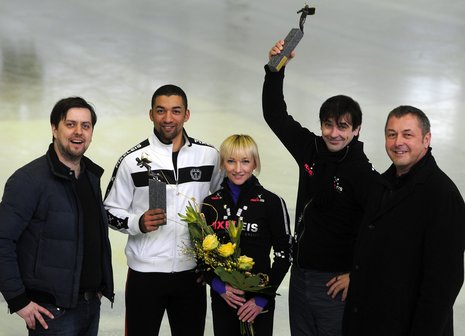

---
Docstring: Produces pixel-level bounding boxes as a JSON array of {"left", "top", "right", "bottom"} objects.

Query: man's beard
[{"left": 56, "top": 141, "right": 86, "bottom": 163}]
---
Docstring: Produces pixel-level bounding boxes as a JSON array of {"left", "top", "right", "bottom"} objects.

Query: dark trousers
[
  {"left": 28, "top": 294, "right": 101, "bottom": 336},
  {"left": 289, "top": 266, "right": 345, "bottom": 336},
  {"left": 210, "top": 290, "right": 275, "bottom": 336},
  {"left": 125, "top": 268, "right": 206, "bottom": 336}
]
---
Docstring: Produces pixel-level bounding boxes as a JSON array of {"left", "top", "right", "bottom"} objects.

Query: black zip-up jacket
[
  {"left": 0, "top": 144, "right": 114, "bottom": 312},
  {"left": 262, "top": 66, "right": 379, "bottom": 272},
  {"left": 202, "top": 176, "right": 292, "bottom": 295}
]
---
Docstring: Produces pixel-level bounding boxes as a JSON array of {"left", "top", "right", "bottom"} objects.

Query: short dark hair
[
  {"left": 319, "top": 95, "right": 362, "bottom": 131},
  {"left": 151, "top": 84, "right": 188, "bottom": 109},
  {"left": 385, "top": 105, "right": 431, "bottom": 136},
  {"left": 50, "top": 97, "right": 97, "bottom": 129}
]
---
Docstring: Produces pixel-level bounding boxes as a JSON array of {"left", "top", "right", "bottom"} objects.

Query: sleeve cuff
[
  {"left": 264, "top": 64, "right": 285, "bottom": 75},
  {"left": 211, "top": 277, "right": 226, "bottom": 294},
  {"left": 254, "top": 295, "right": 268, "bottom": 308},
  {"left": 7, "top": 292, "right": 30, "bottom": 314}
]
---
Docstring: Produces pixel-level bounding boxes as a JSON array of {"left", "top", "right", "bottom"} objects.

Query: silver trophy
[
  {"left": 136, "top": 154, "right": 166, "bottom": 212},
  {"left": 267, "top": 4, "right": 316, "bottom": 72}
]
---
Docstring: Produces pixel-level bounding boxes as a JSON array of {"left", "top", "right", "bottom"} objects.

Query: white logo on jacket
[{"left": 190, "top": 169, "right": 202, "bottom": 180}]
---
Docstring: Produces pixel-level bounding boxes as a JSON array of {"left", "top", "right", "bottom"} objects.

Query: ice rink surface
[{"left": 1, "top": 0, "right": 464, "bottom": 334}]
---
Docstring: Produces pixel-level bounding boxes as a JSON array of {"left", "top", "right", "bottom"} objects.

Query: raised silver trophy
[
  {"left": 267, "top": 4, "right": 315, "bottom": 72},
  {"left": 136, "top": 153, "right": 166, "bottom": 212}
]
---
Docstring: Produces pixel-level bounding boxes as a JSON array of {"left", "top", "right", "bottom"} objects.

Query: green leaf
[
  {"left": 232, "top": 270, "right": 248, "bottom": 287},
  {"left": 215, "top": 267, "right": 240, "bottom": 287},
  {"left": 243, "top": 275, "right": 260, "bottom": 287},
  {"left": 181, "top": 203, "right": 276, "bottom": 297}
]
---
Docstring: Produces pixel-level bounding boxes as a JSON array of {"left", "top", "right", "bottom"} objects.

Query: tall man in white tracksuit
[{"left": 104, "top": 84, "right": 222, "bottom": 336}]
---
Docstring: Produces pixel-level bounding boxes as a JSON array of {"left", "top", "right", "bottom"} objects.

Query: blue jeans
[
  {"left": 289, "top": 266, "right": 345, "bottom": 336},
  {"left": 28, "top": 294, "right": 101, "bottom": 336}
]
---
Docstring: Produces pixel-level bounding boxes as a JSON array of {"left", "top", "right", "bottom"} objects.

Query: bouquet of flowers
[{"left": 179, "top": 202, "right": 273, "bottom": 336}]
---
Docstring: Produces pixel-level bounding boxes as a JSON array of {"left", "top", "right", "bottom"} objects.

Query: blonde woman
[{"left": 202, "top": 134, "right": 292, "bottom": 336}]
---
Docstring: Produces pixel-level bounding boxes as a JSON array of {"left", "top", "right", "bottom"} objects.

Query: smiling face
[
  {"left": 52, "top": 107, "right": 93, "bottom": 166},
  {"left": 223, "top": 150, "right": 256, "bottom": 186},
  {"left": 321, "top": 114, "right": 360, "bottom": 152},
  {"left": 150, "top": 94, "right": 190, "bottom": 151},
  {"left": 385, "top": 113, "right": 431, "bottom": 176}
]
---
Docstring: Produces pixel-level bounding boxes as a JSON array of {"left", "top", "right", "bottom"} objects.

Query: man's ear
[
  {"left": 51, "top": 124, "right": 57, "bottom": 140},
  {"left": 184, "top": 109, "right": 190, "bottom": 122},
  {"left": 423, "top": 132, "right": 431, "bottom": 148}
]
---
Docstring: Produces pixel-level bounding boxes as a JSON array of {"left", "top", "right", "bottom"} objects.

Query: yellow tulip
[
  {"left": 228, "top": 221, "right": 238, "bottom": 239},
  {"left": 218, "top": 242, "right": 236, "bottom": 257},
  {"left": 237, "top": 255, "right": 255, "bottom": 270},
  {"left": 202, "top": 234, "right": 219, "bottom": 251},
  {"left": 181, "top": 205, "right": 197, "bottom": 223}
]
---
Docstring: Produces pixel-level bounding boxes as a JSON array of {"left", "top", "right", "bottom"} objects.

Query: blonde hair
[{"left": 219, "top": 134, "right": 261, "bottom": 174}]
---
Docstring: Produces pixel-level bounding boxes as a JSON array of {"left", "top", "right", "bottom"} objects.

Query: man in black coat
[
  {"left": 0, "top": 97, "right": 114, "bottom": 335},
  {"left": 344, "top": 105, "right": 465, "bottom": 336}
]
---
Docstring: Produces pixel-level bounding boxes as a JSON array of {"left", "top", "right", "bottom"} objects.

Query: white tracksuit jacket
[{"left": 104, "top": 131, "right": 222, "bottom": 273}]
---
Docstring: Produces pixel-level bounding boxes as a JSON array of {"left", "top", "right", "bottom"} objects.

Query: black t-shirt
[{"left": 75, "top": 169, "right": 103, "bottom": 292}]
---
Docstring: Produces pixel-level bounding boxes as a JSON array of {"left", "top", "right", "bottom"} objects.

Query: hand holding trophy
[
  {"left": 135, "top": 153, "right": 167, "bottom": 232},
  {"left": 267, "top": 4, "right": 315, "bottom": 72},
  {"left": 136, "top": 153, "right": 167, "bottom": 212}
]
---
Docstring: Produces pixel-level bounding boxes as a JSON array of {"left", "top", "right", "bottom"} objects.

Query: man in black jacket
[
  {"left": 344, "top": 106, "right": 465, "bottom": 335},
  {"left": 0, "top": 97, "right": 114, "bottom": 335},
  {"left": 263, "top": 40, "right": 379, "bottom": 336}
]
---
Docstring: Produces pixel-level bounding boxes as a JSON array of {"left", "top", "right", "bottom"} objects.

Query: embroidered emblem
[
  {"left": 190, "top": 168, "right": 202, "bottom": 180},
  {"left": 333, "top": 176, "right": 343, "bottom": 193},
  {"left": 250, "top": 194, "right": 265, "bottom": 203},
  {"left": 211, "top": 192, "right": 222, "bottom": 200},
  {"left": 304, "top": 163, "right": 315, "bottom": 176}
]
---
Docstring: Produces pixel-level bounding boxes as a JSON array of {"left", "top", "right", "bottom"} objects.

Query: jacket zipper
[{"left": 295, "top": 198, "right": 312, "bottom": 268}]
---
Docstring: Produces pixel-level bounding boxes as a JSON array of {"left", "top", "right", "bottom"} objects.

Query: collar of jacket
[
  {"left": 221, "top": 175, "right": 261, "bottom": 192},
  {"left": 315, "top": 137, "right": 365, "bottom": 163},
  {"left": 383, "top": 147, "right": 434, "bottom": 189},
  {"left": 46, "top": 143, "right": 103, "bottom": 180},
  {"left": 153, "top": 128, "right": 192, "bottom": 148},
  {"left": 370, "top": 148, "right": 435, "bottom": 220}
]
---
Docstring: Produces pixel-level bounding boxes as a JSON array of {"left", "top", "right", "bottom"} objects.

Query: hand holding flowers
[
  {"left": 237, "top": 297, "right": 264, "bottom": 324},
  {"left": 221, "top": 283, "right": 246, "bottom": 309},
  {"left": 179, "top": 202, "right": 273, "bottom": 336},
  {"left": 179, "top": 202, "right": 272, "bottom": 294}
]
